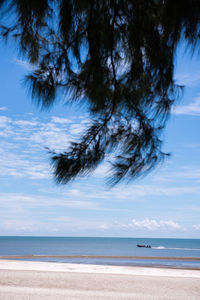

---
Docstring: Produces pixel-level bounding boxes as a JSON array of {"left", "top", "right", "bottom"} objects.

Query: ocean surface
[{"left": 0, "top": 236, "right": 200, "bottom": 268}]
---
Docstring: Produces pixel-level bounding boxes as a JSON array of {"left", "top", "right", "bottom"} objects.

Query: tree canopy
[{"left": 0, "top": 0, "right": 200, "bottom": 185}]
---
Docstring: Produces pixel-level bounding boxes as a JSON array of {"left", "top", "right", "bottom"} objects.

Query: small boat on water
[{"left": 137, "top": 244, "right": 151, "bottom": 248}]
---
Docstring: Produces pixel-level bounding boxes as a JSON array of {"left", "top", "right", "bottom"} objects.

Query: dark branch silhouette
[{"left": 0, "top": 0, "right": 199, "bottom": 184}]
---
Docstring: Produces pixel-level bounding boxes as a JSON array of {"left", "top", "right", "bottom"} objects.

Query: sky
[{"left": 0, "top": 40, "right": 200, "bottom": 239}]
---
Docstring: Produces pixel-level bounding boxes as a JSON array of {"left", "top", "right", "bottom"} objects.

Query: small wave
[
  {"left": 152, "top": 246, "right": 166, "bottom": 250},
  {"left": 152, "top": 246, "right": 200, "bottom": 251}
]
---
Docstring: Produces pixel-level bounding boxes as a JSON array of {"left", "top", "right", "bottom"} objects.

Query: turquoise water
[{"left": 0, "top": 236, "right": 200, "bottom": 268}]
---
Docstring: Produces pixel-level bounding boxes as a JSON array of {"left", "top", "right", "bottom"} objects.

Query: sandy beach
[{"left": 0, "top": 260, "right": 199, "bottom": 299}]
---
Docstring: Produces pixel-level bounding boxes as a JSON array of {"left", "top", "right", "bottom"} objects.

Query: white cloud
[
  {"left": 1, "top": 111, "right": 200, "bottom": 213},
  {"left": 128, "top": 218, "right": 182, "bottom": 231},
  {"left": 0, "top": 192, "right": 101, "bottom": 211},
  {"left": 3, "top": 115, "right": 71, "bottom": 152},
  {"left": 69, "top": 123, "right": 85, "bottom": 135},
  {"left": 62, "top": 200, "right": 100, "bottom": 210},
  {"left": 193, "top": 224, "right": 200, "bottom": 230},
  {"left": 0, "top": 106, "right": 7, "bottom": 111},
  {"left": 175, "top": 72, "right": 200, "bottom": 87},
  {"left": 14, "top": 120, "right": 38, "bottom": 126},
  {"left": 0, "top": 146, "right": 51, "bottom": 180},
  {"left": 0, "top": 217, "right": 113, "bottom": 235},
  {"left": 2, "top": 112, "right": 200, "bottom": 197},
  {"left": 13, "top": 58, "right": 33, "bottom": 70},
  {"left": 2, "top": 219, "right": 37, "bottom": 232},
  {"left": 30, "top": 125, "right": 70, "bottom": 152},
  {"left": 0, "top": 113, "right": 89, "bottom": 180},
  {"left": 81, "top": 118, "right": 90, "bottom": 124},
  {"left": 159, "top": 220, "right": 182, "bottom": 229},
  {"left": 130, "top": 218, "right": 160, "bottom": 230},
  {"left": 99, "top": 224, "right": 109, "bottom": 230},
  {"left": 73, "top": 218, "right": 184, "bottom": 233},
  {"left": 110, "top": 184, "right": 200, "bottom": 200},
  {"left": 50, "top": 217, "right": 74, "bottom": 222},
  {"left": 51, "top": 116, "right": 72, "bottom": 124},
  {"left": 171, "top": 168, "right": 200, "bottom": 180},
  {"left": 93, "top": 163, "right": 110, "bottom": 177},
  {"left": 0, "top": 116, "right": 11, "bottom": 127},
  {"left": 173, "top": 97, "right": 200, "bottom": 116},
  {"left": 158, "top": 166, "right": 200, "bottom": 183}
]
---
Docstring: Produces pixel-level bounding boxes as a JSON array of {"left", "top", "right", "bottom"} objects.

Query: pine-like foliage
[{"left": 0, "top": 0, "right": 200, "bottom": 184}]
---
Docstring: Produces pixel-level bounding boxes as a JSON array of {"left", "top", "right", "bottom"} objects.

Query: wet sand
[
  {"left": 1, "top": 254, "right": 200, "bottom": 261},
  {"left": 0, "top": 259, "right": 199, "bottom": 299}
]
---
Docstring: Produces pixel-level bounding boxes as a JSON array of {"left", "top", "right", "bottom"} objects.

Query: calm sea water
[{"left": 0, "top": 236, "right": 200, "bottom": 268}]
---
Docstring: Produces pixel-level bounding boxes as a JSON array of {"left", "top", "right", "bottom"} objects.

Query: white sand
[{"left": 0, "top": 259, "right": 199, "bottom": 299}]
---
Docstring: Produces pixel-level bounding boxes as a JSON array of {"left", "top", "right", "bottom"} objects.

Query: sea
[{"left": 0, "top": 236, "right": 200, "bottom": 269}]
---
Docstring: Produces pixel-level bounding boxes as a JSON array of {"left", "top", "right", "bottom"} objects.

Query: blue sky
[{"left": 0, "top": 41, "right": 200, "bottom": 238}]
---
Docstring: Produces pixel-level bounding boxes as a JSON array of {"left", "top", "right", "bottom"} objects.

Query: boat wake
[{"left": 152, "top": 246, "right": 200, "bottom": 251}]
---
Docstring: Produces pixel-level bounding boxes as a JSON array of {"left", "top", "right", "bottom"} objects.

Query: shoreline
[
  {"left": 0, "top": 255, "right": 200, "bottom": 270},
  {"left": 0, "top": 259, "right": 200, "bottom": 276},
  {"left": 1, "top": 254, "right": 200, "bottom": 261}
]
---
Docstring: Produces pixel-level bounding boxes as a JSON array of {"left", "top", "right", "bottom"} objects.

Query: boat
[{"left": 137, "top": 244, "right": 151, "bottom": 248}]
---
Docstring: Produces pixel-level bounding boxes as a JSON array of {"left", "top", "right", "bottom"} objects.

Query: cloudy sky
[{"left": 0, "top": 40, "right": 200, "bottom": 238}]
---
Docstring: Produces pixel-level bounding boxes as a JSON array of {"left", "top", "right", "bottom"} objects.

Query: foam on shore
[{"left": 0, "top": 259, "right": 200, "bottom": 278}]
